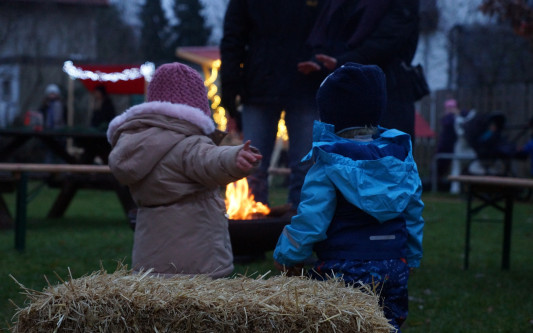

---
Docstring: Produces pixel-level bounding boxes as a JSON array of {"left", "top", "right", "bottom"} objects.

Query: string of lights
[
  {"left": 203, "top": 59, "right": 288, "bottom": 140},
  {"left": 62, "top": 61, "right": 155, "bottom": 82}
]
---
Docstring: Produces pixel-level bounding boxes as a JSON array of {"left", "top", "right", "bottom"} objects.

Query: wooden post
[
  {"left": 67, "top": 77, "right": 75, "bottom": 152},
  {"left": 14, "top": 172, "right": 27, "bottom": 252}
]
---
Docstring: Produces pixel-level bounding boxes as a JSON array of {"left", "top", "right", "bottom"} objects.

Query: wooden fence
[{"left": 414, "top": 84, "right": 533, "bottom": 185}]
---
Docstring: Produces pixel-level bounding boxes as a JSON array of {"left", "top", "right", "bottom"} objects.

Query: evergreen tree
[
  {"left": 140, "top": 0, "right": 172, "bottom": 61},
  {"left": 173, "top": 0, "right": 210, "bottom": 47},
  {"left": 96, "top": 5, "right": 139, "bottom": 62}
]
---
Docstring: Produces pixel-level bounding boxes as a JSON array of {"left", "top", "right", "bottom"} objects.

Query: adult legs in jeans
[
  {"left": 242, "top": 105, "right": 281, "bottom": 206},
  {"left": 284, "top": 99, "right": 318, "bottom": 209},
  {"left": 242, "top": 101, "right": 318, "bottom": 209}
]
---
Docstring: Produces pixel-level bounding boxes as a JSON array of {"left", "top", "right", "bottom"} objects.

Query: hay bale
[{"left": 11, "top": 267, "right": 394, "bottom": 333}]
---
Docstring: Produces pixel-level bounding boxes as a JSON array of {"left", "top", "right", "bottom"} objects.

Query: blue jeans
[{"left": 242, "top": 100, "right": 318, "bottom": 209}]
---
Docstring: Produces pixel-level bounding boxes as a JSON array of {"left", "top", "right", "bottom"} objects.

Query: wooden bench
[
  {"left": 448, "top": 175, "right": 533, "bottom": 270},
  {"left": 0, "top": 163, "right": 135, "bottom": 252}
]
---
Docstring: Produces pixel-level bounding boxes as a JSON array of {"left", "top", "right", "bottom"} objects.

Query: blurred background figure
[
  {"left": 39, "top": 84, "right": 65, "bottom": 130},
  {"left": 519, "top": 116, "right": 533, "bottom": 176},
  {"left": 90, "top": 85, "right": 116, "bottom": 132},
  {"left": 449, "top": 101, "right": 477, "bottom": 194},
  {"left": 435, "top": 98, "right": 459, "bottom": 187}
]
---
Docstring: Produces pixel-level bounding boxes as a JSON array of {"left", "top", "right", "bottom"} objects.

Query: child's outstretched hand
[{"left": 236, "top": 140, "right": 262, "bottom": 172}]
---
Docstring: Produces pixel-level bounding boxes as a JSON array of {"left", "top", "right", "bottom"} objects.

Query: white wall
[
  {"left": 414, "top": 0, "right": 495, "bottom": 91},
  {"left": 0, "top": 65, "right": 20, "bottom": 128}
]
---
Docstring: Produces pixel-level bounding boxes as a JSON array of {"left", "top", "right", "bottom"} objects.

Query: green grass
[{"left": 1, "top": 181, "right": 533, "bottom": 332}]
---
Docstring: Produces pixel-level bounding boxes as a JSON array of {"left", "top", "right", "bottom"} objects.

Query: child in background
[
  {"left": 39, "top": 84, "right": 65, "bottom": 130},
  {"left": 273, "top": 63, "right": 424, "bottom": 332},
  {"left": 107, "top": 62, "right": 262, "bottom": 278}
]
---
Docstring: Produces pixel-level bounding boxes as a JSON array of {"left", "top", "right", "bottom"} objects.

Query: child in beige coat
[{"left": 107, "top": 62, "right": 261, "bottom": 278}]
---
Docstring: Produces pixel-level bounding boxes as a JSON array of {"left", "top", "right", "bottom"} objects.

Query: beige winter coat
[{"left": 107, "top": 101, "right": 250, "bottom": 278}]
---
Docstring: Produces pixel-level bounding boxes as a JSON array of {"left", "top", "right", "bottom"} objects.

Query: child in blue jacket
[{"left": 273, "top": 63, "right": 424, "bottom": 332}]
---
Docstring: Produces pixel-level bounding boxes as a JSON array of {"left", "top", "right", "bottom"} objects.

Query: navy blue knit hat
[{"left": 316, "top": 63, "right": 387, "bottom": 132}]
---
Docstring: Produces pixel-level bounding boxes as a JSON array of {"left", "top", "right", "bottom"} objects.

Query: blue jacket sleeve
[
  {"left": 273, "top": 164, "right": 337, "bottom": 266},
  {"left": 403, "top": 169, "right": 425, "bottom": 268}
]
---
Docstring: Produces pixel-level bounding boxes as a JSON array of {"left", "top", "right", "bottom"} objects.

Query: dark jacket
[
  {"left": 91, "top": 98, "right": 116, "bottom": 129},
  {"left": 309, "top": 0, "right": 420, "bottom": 101},
  {"left": 220, "top": 0, "right": 323, "bottom": 113}
]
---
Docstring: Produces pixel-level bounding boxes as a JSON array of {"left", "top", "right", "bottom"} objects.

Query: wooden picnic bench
[
  {"left": 448, "top": 175, "right": 533, "bottom": 270},
  {"left": 0, "top": 163, "right": 135, "bottom": 252}
]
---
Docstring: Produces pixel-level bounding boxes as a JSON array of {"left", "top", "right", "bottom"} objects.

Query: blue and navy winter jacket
[{"left": 273, "top": 121, "right": 424, "bottom": 268}]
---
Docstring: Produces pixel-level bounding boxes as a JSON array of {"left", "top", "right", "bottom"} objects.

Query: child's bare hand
[{"left": 236, "top": 140, "right": 262, "bottom": 172}]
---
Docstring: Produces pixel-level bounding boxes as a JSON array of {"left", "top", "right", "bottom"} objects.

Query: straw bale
[{"left": 11, "top": 267, "right": 394, "bottom": 333}]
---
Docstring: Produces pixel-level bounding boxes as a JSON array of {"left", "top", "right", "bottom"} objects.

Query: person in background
[
  {"left": 273, "top": 63, "right": 424, "bottom": 332},
  {"left": 220, "top": 0, "right": 323, "bottom": 212},
  {"left": 297, "top": 0, "right": 420, "bottom": 140},
  {"left": 519, "top": 116, "right": 533, "bottom": 176},
  {"left": 107, "top": 62, "right": 262, "bottom": 278},
  {"left": 80, "top": 85, "right": 117, "bottom": 164},
  {"left": 39, "top": 84, "right": 65, "bottom": 130},
  {"left": 435, "top": 98, "right": 459, "bottom": 185},
  {"left": 38, "top": 84, "right": 66, "bottom": 163},
  {"left": 449, "top": 104, "right": 477, "bottom": 194},
  {"left": 90, "top": 85, "right": 116, "bottom": 131}
]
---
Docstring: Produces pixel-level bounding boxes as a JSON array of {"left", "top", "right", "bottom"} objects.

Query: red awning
[
  {"left": 415, "top": 111, "right": 435, "bottom": 138},
  {"left": 74, "top": 64, "right": 147, "bottom": 95}
]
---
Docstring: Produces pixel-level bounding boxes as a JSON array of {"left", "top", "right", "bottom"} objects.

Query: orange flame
[{"left": 225, "top": 178, "right": 270, "bottom": 220}]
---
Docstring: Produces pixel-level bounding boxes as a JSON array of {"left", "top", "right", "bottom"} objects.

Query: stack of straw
[{"left": 11, "top": 267, "right": 394, "bottom": 332}]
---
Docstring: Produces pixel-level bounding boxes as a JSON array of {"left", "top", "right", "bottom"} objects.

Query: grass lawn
[{"left": 1, "top": 181, "right": 532, "bottom": 332}]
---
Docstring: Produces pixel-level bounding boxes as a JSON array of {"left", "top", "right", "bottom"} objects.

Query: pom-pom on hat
[
  {"left": 147, "top": 62, "right": 211, "bottom": 117},
  {"left": 316, "top": 63, "right": 386, "bottom": 132}
]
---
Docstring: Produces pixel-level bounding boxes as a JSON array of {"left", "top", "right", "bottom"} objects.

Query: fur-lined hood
[{"left": 107, "top": 101, "right": 215, "bottom": 144}]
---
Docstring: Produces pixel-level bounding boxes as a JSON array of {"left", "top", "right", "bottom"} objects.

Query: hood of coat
[
  {"left": 307, "top": 121, "right": 420, "bottom": 222},
  {"left": 107, "top": 101, "right": 215, "bottom": 145},
  {"left": 107, "top": 101, "right": 215, "bottom": 185}
]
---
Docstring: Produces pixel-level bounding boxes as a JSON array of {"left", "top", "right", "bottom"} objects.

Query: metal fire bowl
[{"left": 228, "top": 216, "right": 290, "bottom": 262}]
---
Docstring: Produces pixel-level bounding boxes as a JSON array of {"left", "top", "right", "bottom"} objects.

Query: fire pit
[
  {"left": 128, "top": 179, "right": 294, "bottom": 263},
  {"left": 229, "top": 214, "right": 291, "bottom": 263},
  {"left": 225, "top": 178, "right": 293, "bottom": 262}
]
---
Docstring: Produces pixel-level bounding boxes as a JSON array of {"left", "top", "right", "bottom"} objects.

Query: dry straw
[{"left": 10, "top": 266, "right": 394, "bottom": 333}]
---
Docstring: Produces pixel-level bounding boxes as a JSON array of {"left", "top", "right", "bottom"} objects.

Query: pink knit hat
[{"left": 147, "top": 62, "right": 211, "bottom": 117}]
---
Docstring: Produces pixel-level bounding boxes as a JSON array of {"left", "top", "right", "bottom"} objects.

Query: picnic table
[
  {"left": 448, "top": 175, "right": 533, "bottom": 270},
  {"left": 0, "top": 163, "right": 134, "bottom": 252},
  {"left": 0, "top": 127, "right": 110, "bottom": 164},
  {"left": 0, "top": 128, "right": 133, "bottom": 228}
]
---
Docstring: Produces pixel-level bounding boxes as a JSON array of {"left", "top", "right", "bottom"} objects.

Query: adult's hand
[
  {"left": 297, "top": 61, "right": 321, "bottom": 75},
  {"left": 315, "top": 54, "right": 338, "bottom": 71}
]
